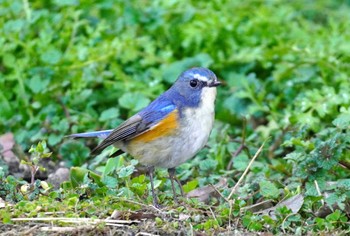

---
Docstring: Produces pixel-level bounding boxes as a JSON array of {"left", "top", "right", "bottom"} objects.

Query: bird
[{"left": 69, "top": 67, "right": 221, "bottom": 207}]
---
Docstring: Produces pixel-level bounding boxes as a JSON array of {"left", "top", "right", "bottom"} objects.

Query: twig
[
  {"left": 209, "top": 207, "right": 219, "bottom": 227},
  {"left": 11, "top": 217, "right": 140, "bottom": 225},
  {"left": 227, "top": 145, "right": 246, "bottom": 170},
  {"left": 40, "top": 226, "right": 95, "bottom": 232},
  {"left": 44, "top": 211, "right": 65, "bottom": 215},
  {"left": 339, "top": 160, "right": 350, "bottom": 170},
  {"left": 228, "top": 139, "right": 267, "bottom": 200},
  {"left": 240, "top": 199, "right": 273, "bottom": 212},
  {"left": 115, "top": 197, "right": 162, "bottom": 213},
  {"left": 105, "top": 223, "right": 130, "bottom": 227},
  {"left": 314, "top": 180, "right": 324, "bottom": 205},
  {"left": 20, "top": 225, "right": 39, "bottom": 235},
  {"left": 135, "top": 232, "right": 158, "bottom": 236},
  {"left": 227, "top": 139, "right": 267, "bottom": 228},
  {"left": 281, "top": 213, "right": 297, "bottom": 234},
  {"left": 30, "top": 166, "right": 39, "bottom": 186},
  {"left": 209, "top": 183, "right": 227, "bottom": 200}
]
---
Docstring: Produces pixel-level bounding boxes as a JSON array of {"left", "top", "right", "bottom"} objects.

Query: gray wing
[
  {"left": 91, "top": 114, "right": 151, "bottom": 154},
  {"left": 92, "top": 99, "right": 177, "bottom": 155}
]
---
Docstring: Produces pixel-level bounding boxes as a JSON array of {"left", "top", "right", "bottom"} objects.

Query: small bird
[{"left": 69, "top": 67, "right": 221, "bottom": 207}]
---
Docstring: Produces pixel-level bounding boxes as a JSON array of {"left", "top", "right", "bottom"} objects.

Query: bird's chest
[
  {"left": 179, "top": 87, "right": 216, "bottom": 144},
  {"left": 178, "top": 102, "right": 215, "bottom": 152}
]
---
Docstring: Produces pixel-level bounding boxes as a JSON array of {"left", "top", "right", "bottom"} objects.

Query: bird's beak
[{"left": 208, "top": 79, "right": 222, "bottom": 87}]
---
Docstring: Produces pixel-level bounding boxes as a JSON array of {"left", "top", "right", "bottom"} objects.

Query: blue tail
[{"left": 68, "top": 129, "right": 113, "bottom": 139}]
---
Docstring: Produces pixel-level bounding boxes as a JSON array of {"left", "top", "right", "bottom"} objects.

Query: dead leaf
[
  {"left": 187, "top": 178, "right": 228, "bottom": 202},
  {"left": 241, "top": 199, "right": 274, "bottom": 213},
  {"left": 179, "top": 213, "right": 190, "bottom": 221},
  {"left": 258, "top": 194, "right": 304, "bottom": 220},
  {"left": 315, "top": 192, "right": 350, "bottom": 218},
  {"left": 0, "top": 197, "right": 13, "bottom": 208}
]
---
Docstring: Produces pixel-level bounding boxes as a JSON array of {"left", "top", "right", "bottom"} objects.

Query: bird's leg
[
  {"left": 168, "top": 169, "right": 178, "bottom": 203},
  {"left": 148, "top": 166, "right": 160, "bottom": 208},
  {"left": 168, "top": 168, "right": 185, "bottom": 203}
]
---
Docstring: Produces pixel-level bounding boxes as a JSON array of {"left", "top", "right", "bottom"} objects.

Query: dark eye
[{"left": 189, "top": 79, "right": 199, "bottom": 88}]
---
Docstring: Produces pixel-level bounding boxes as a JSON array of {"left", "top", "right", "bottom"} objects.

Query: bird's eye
[{"left": 189, "top": 79, "right": 199, "bottom": 88}]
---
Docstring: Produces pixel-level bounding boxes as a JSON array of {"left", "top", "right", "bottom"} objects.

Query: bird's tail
[
  {"left": 68, "top": 129, "right": 113, "bottom": 139},
  {"left": 67, "top": 129, "right": 125, "bottom": 157}
]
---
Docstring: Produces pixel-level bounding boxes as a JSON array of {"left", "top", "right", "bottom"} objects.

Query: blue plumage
[{"left": 138, "top": 97, "right": 176, "bottom": 127}]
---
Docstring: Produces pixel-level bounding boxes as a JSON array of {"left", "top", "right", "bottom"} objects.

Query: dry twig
[{"left": 228, "top": 139, "right": 267, "bottom": 199}]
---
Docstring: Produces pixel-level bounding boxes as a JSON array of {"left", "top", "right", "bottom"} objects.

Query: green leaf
[
  {"left": 259, "top": 181, "right": 279, "bottom": 199},
  {"left": 183, "top": 179, "right": 198, "bottom": 193},
  {"left": 326, "top": 210, "right": 342, "bottom": 221},
  {"left": 118, "top": 165, "right": 135, "bottom": 178},
  {"left": 88, "top": 171, "right": 104, "bottom": 187},
  {"left": 325, "top": 193, "right": 346, "bottom": 210},
  {"left": 48, "top": 134, "right": 63, "bottom": 146},
  {"left": 337, "top": 179, "right": 350, "bottom": 190},
  {"left": 99, "top": 108, "right": 120, "bottom": 122},
  {"left": 233, "top": 154, "right": 249, "bottom": 171},
  {"left": 53, "top": 0, "right": 79, "bottom": 6},
  {"left": 27, "top": 76, "right": 50, "bottom": 93},
  {"left": 4, "top": 19, "right": 25, "bottom": 33},
  {"left": 2, "top": 53, "right": 16, "bottom": 68},
  {"left": 118, "top": 93, "right": 150, "bottom": 112},
  {"left": 131, "top": 174, "right": 147, "bottom": 195},
  {"left": 162, "top": 54, "right": 213, "bottom": 83},
  {"left": 1, "top": 210, "right": 11, "bottom": 224},
  {"left": 40, "top": 48, "right": 62, "bottom": 65},
  {"left": 102, "top": 175, "right": 118, "bottom": 188},
  {"left": 199, "top": 159, "right": 217, "bottom": 172},
  {"left": 103, "top": 157, "right": 119, "bottom": 176},
  {"left": 59, "top": 142, "right": 90, "bottom": 167},
  {"left": 132, "top": 174, "right": 146, "bottom": 184},
  {"left": 305, "top": 181, "right": 319, "bottom": 196},
  {"left": 70, "top": 167, "right": 89, "bottom": 188},
  {"left": 332, "top": 113, "right": 350, "bottom": 129}
]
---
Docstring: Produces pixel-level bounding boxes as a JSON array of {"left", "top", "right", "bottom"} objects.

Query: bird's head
[{"left": 170, "top": 67, "right": 221, "bottom": 108}]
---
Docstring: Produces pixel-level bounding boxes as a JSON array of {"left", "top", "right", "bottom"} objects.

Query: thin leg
[
  {"left": 168, "top": 168, "right": 185, "bottom": 203},
  {"left": 168, "top": 168, "right": 179, "bottom": 203},
  {"left": 148, "top": 166, "right": 160, "bottom": 208}
]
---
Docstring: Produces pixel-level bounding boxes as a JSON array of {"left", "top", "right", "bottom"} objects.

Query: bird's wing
[{"left": 92, "top": 98, "right": 177, "bottom": 154}]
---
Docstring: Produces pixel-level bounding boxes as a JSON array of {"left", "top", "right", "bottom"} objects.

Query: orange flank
[{"left": 133, "top": 110, "right": 179, "bottom": 143}]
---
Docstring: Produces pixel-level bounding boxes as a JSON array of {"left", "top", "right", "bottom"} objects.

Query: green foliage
[
  {"left": 21, "top": 141, "right": 52, "bottom": 185},
  {"left": 315, "top": 210, "right": 348, "bottom": 231},
  {"left": 0, "top": 175, "right": 26, "bottom": 203},
  {"left": 59, "top": 141, "right": 90, "bottom": 167},
  {"left": 259, "top": 180, "right": 280, "bottom": 199},
  {"left": 1, "top": 0, "right": 350, "bottom": 234}
]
